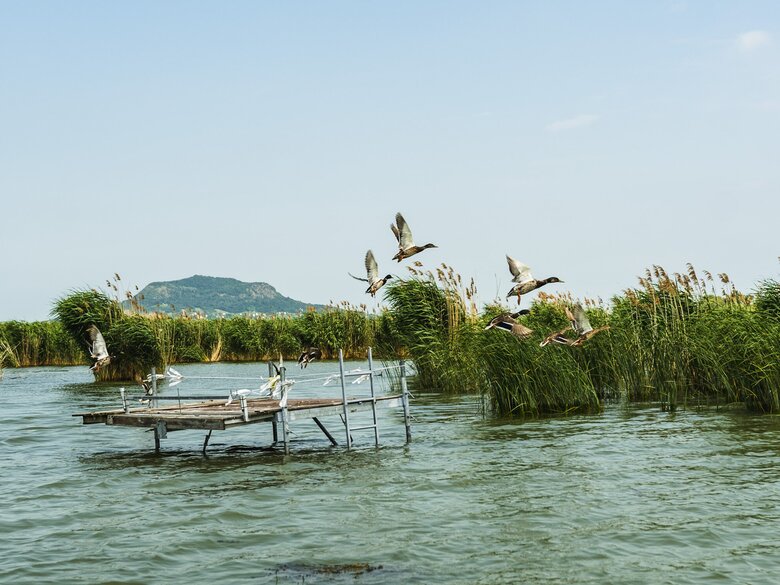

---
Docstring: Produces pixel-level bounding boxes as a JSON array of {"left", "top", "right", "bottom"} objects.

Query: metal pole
[
  {"left": 240, "top": 395, "right": 249, "bottom": 422},
  {"left": 367, "top": 347, "right": 379, "bottom": 447},
  {"left": 400, "top": 360, "right": 412, "bottom": 444},
  {"left": 202, "top": 430, "right": 212, "bottom": 454},
  {"left": 280, "top": 366, "right": 290, "bottom": 454},
  {"left": 269, "top": 361, "right": 278, "bottom": 444},
  {"left": 154, "top": 420, "right": 167, "bottom": 454},
  {"left": 150, "top": 367, "right": 158, "bottom": 409},
  {"left": 339, "top": 349, "right": 352, "bottom": 449},
  {"left": 313, "top": 417, "right": 338, "bottom": 446},
  {"left": 120, "top": 387, "right": 129, "bottom": 413}
]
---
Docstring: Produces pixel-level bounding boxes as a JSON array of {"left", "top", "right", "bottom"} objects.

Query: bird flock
[
  {"left": 84, "top": 211, "right": 607, "bottom": 374},
  {"left": 347, "top": 211, "right": 609, "bottom": 349}
]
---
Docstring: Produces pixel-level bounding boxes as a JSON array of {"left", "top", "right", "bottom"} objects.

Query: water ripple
[{"left": 3, "top": 365, "right": 780, "bottom": 583}]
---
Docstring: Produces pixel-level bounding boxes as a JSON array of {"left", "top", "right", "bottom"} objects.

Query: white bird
[
  {"left": 225, "top": 388, "right": 253, "bottom": 406},
  {"left": 349, "top": 250, "right": 393, "bottom": 296},
  {"left": 87, "top": 325, "right": 111, "bottom": 372}
]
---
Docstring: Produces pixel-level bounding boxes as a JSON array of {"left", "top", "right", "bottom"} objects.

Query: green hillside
[{"left": 130, "top": 275, "right": 323, "bottom": 316}]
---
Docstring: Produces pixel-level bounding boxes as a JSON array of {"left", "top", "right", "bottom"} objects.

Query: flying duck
[
  {"left": 484, "top": 309, "right": 533, "bottom": 340},
  {"left": 505, "top": 255, "right": 563, "bottom": 303},
  {"left": 86, "top": 324, "right": 111, "bottom": 372},
  {"left": 540, "top": 304, "right": 609, "bottom": 347},
  {"left": 391, "top": 212, "right": 437, "bottom": 262},
  {"left": 349, "top": 250, "right": 392, "bottom": 296},
  {"left": 297, "top": 347, "right": 322, "bottom": 368}
]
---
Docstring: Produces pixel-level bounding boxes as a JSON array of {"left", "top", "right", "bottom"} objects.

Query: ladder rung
[{"left": 350, "top": 424, "right": 377, "bottom": 431}]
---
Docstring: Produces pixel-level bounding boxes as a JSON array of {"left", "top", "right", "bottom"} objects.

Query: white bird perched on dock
[
  {"left": 225, "top": 388, "right": 253, "bottom": 406},
  {"left": 165, "top": 366, "right": 184, "bottom": 386},
  {"left": 87, "top": 325, "right": 111, "bottom": 372},
  {"left": 349, "top": 250, "right": 393, "bottom": 297},
  {"left": 352, "top": 373, "right": 370, "bottom": 385}
]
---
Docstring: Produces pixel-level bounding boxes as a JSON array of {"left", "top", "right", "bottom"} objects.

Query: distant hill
[{"left": 128, "top": 275, "right": 324, "bottom": 317}]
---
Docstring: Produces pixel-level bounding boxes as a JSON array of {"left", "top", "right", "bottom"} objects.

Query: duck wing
[
  {"left": 390, "top": 223, "right": 400, "bottom": 243},
  {"left": 365, "top": 249, "right": 379, "bottom": 283},
  {"left": 395, "top": 212, "right": 415, "bottom": 249},
  {"left": 506, "top": 255, "right": 533, "bottom": 284},
  {"left": 87, "top": 325, "right": 109, "bottom": 359},
  {"left": 569, "top": 304, "right": 593, "bottom": 335},
  {"left": 485, "top": 312, "right": 513, "bottom": 330}
]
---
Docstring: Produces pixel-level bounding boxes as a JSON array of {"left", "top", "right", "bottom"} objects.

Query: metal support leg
[
  {"left": 151, "top": 367, "right": 158, "bottom": 409},
  {"left": 276, "top": 410, "right": 290, "bottom": 454},
  {"left": 202, "top": 430, "right": 212, "bottom": 454},
  {"left": 339, "top": 349, "right": 352, "bottom": 449},
  {"left": 153, "top": 420, "right": 167, "bottom": 454},
  {"left": 280, "top": 367, "right": 290, "bottom": 454},
  {"left": 367, "top": 347, "right": 379, "bottom": 447},
  {"left": 120, "top": 387, "right": 129, "bottom": 413},
  {"left": 400, "top": 360, "right": 412, "bottom": 444},
  {"left": 313, "top": 417, "right": 338, "bottom": 446}
]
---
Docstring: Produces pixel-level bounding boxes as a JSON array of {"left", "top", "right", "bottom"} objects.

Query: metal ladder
[{"left": 338, "top": 347, "right": 379, "bottom": 448}]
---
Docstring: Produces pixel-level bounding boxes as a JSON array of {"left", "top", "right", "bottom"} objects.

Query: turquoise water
[{"left": 2, "top": 362, "right": 780, "bottom": 584}]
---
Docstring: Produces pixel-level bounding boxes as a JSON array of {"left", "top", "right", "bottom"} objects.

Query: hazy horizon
[{"left": 2, "top": 1, "right": 779, "bottom": 321}]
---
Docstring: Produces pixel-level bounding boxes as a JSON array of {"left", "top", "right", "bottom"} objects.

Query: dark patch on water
[{"left": 267, "top": 562, "right": 391, "bottom": 584}]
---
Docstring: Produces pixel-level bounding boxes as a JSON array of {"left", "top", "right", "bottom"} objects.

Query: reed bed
[
  {"left": 383, "top": 262, "right": 780, "bottom": 415},
  {"left": 51, "top": 289, "right": 159, "bottom": 381},
  {"left": 0, "top": 320, "right": 83, "bottom": 367},
  {"left": 8, "top": 263, "right": 780, "bottom": 417},
  {"left": 15, "top": 287, "right": 402, "bottom": 380}
]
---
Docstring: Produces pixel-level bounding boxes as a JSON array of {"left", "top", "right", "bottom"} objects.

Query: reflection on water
[{"left": 2, "top": 363, "right": 780, "bottom": 584}]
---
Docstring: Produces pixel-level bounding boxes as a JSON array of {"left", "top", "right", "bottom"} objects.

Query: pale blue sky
[{"left": 1, "top": 1, "right": 779, "bottom": 320}]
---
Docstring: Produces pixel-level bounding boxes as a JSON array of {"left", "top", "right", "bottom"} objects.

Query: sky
[{"left": 1, "top": 1, "right": 779, "bottom": 320}]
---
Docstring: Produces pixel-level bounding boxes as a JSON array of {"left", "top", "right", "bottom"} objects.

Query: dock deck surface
[{"left": 75, "top": 395, "right": 403, "bottom": 431}]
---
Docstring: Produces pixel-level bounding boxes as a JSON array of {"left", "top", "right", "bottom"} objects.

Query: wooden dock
[
  {"left": 75, "top": 395, "right": 403, "bottom": 432},
  {"left": 74, "top": 350, "right": 412, "bottom": 454}
]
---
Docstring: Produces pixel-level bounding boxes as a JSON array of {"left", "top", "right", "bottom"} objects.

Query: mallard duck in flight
[
  {"left": 297, "top": 347, "right": 322, "bottom": 368},
  {"left": 349, "top": 250, "right": 392, "bottom": 296},
  {"left": 87, "top": 324, "right": 111, "bottom": 372},
  {"left": 540, "top": 303, "right": 609, "bottom": 347},
  {"left": 505, "top": 255, "right": 563, "bottom": 304},
  {"left": 391, "top": 212, "right": 437, "bottom": 262},
  {"left": 484, "top": 309, "right": 533, "bottom": 339}
]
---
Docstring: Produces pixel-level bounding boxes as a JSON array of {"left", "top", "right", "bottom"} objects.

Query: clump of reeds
[
  {"left": 51, "top": 289, "right": 158, "bottom": 381},
  {"left": 384, "top": 264, "right": 484, "bottom": 394},
  {"left": 384, "top": 268, "right": 602, "bottom": 415},
  {"left": 382, "top": 261, "right": 780, "bottom": 415},
  {"left": 0, "top": 337, "right": 19, "bottom": 376},
  {"left": 0, "top": 321, "right": 83, "bottom": 367}
]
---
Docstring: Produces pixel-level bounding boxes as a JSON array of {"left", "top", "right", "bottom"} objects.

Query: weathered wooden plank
[
  {"left": 77, "top": 395, "right": 403, "bottom": 431},
  {"left": 106, "top": 414, "right": 227, "bottom": 430}
]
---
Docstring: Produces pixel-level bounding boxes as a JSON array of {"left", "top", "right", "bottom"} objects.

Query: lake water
[{"left": 2, "top": 362, "right": 780, "bottom": 584}]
